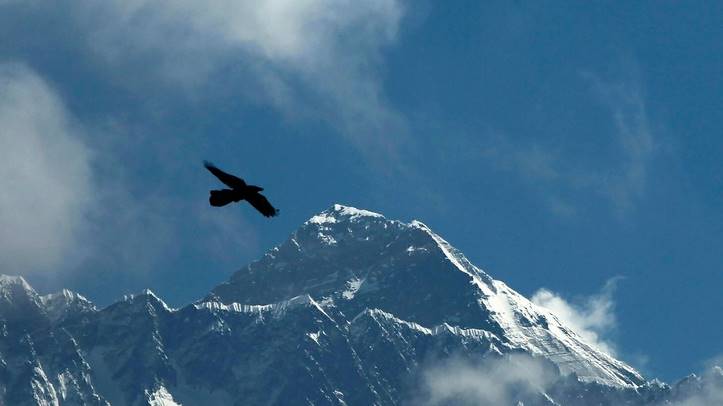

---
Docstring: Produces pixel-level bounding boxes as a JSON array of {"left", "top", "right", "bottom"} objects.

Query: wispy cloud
[
  {"left": 482, "top": 73, "right": 657, "bottom": 217},
  {"left": 531, "top": 278, "right": 621, "bottom": 356},
  {"left": 482, "top": 141, "right": 560, "bottom": 182},
  {"left": 69, "top": 0, "right": 408, "bottom": 157},
  {"left": 585, "top": 73, "right": 656, "bottom": 214},
  {"left": 0, "top": 63, "right": 93, "bottom": 273}
]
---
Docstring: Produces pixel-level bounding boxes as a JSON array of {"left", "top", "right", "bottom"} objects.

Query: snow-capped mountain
[
  {"left": 0, "top": 205, "right": 719, "bottom": 405},
  {"left": 209, "top": 204, "right": 641, "bottom": 388}
]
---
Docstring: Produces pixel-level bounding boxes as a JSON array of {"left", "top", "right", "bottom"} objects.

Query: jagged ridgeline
[{"left": 0, "top": 205, "right": 719, "bottom": 405}]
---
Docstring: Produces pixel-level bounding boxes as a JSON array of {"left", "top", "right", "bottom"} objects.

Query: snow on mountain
[
  {"left": 0, "top": 275, "right": 96, "bottom": 327},
  {"left": 0, "top": 274, "right": 34, "bottom": 293},
  {"left": 145, "top": 386, "right": 180, "bottom": 406},
  {"left": 0, "top": 205, "right": 717, "bottom": 405},
  {"left": 0, "top": 275, "right": 51, "bottom": 336},
  {"left": 0, "top": 274, "right": 42, "bottom": 310},
  {"left": 40, "top": 289, "right": 96, "bottom": 324},
  {"left": 210, "top": 204, "right": 642, "bottom": 387},
  {"left": 0, "top": 276, "right": 106, "bottom": 405}
]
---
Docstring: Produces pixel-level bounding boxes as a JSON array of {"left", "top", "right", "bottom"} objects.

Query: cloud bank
[{"left": 0, "top": 63, "right": 93, "bottom": 274}]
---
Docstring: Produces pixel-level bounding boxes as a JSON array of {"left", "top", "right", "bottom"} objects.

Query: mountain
[
  {"left": 209, "top": 204, "right": 642, "bottom": 388},
  {"left": 0, "top": 205, "right": 719, "bottom": 405}
]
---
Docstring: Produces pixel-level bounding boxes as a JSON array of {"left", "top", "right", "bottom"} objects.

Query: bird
[{"left": 203, "top": 161, "right": 279, "bottom": 217}]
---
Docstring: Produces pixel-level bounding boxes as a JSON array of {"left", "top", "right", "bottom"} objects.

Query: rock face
[{"left": 0, "top": 205, "right": 717, "bottom": 405}]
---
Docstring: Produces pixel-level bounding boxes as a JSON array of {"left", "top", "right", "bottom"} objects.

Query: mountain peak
[
  {"left": 40, "top": 289, "right": 96, "bottom": 323},
  {"left": 0, "top": 274, "right": 39, "bottom": 307},
  {"left": 0, "top": 274, "right": 48, "bottom": 328},
  {"left": 121, "top": 289, "right": 174, "bottom": 312},
  {"left": 41, "top": 288, "right": 91, "bottom": 303},
  {"left": 0, "top": 274, "right": 34, "bottom": 293},
  {"left": 306, "top": 203, "right": 385, "bottom": 225}
]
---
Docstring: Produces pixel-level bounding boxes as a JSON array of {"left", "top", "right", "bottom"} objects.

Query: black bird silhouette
[{"left": 203, "top": 161, "right": 279, "bottom": 217}]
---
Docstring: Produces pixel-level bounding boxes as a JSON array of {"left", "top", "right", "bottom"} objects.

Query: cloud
[
  {"left": 531, "top": 278, "right": 620, "bottom": 356},
  {"left": 0, "top": 62, "right": 249, "bottom": 293},
  {"left": 481, "top": 74, "right": 656, "bottom": 217},
  {"left": 85, "top": 0, "right": 402, "bottom": 67},
  {"left": 2, "top": 2, "right": 412, "bottom": 242},
  {"left": 417, "top": 354, "right": 557, "bottom": 406},
  {"left": 415, "top": 350, "right": 723, "bottom": 406},
  {"left": 668, "top": 362, "right": 723, "bottom": 406},
  {"left": 0, "top": 63, "right": 176, "bottom": 278},
  {"left": 482, "top": 140, "right": 559, "bottom": 181},
  {"left": 66, "top": 0, "right": 407, "bottom": 156},
  {"left": 585, "top": 73, "right": 656, "bottom": 214},
  {"left": 0, "top": 63, "right": 93, "bottom": 274}
]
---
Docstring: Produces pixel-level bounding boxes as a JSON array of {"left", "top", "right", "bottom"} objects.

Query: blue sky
[{"left": 1, "top": 1, "right": 721, "bottom": 382}]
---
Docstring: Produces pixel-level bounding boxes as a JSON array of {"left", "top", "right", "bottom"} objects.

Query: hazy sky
[{"left": 1, "top": 1, "right": 721, "bottom": 382}]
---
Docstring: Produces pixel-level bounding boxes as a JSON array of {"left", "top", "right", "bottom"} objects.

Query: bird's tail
[{"left": 209, "top": 189, "right": 237, "bottom": 207}]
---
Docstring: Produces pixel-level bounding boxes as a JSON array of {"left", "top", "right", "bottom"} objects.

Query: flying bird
[{"left": 203, "top": 161, "right": 279, "bottom": 217}]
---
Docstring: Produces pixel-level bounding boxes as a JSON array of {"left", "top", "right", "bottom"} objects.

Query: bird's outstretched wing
[
  {"left": 204, "top": 161, "right": 247, "bottom": 189},
  {"left": 246, "top": 192, "right": 279, "bottom": 217}
]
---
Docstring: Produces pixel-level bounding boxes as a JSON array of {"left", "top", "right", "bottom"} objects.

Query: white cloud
[
  {"left": 0, "top": 63, "right": 233, "bottom": 284},
  {"left": 0, "top": 63, "right": 93, "bottom": 274},
  {"left": 87, "top": 0, "right": 402, "bottom": 65},
  {"left": 73, "top": 0, "right": 407, "bottom": 154},
  {"left": 418, "top": 354, "right": 557, "bottom": 406},
  {"left": 531, "top": 278, "right": 620, "bottom": 356}
]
